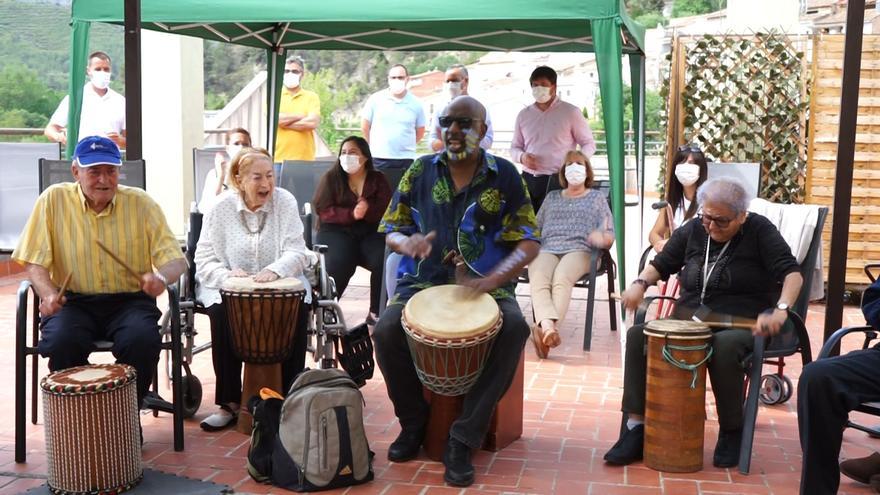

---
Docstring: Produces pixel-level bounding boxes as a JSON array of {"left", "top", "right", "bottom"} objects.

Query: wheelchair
[{"left": 158, "top": 207, "right": 373, "bottom": 406}]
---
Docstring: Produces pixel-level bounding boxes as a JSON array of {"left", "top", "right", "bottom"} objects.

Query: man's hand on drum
[
  {"left": 39, "top": 292, "right": 65, "bottom": 317},
  {"left": 752, "top": 308, "right": 787, "bottom": 336},
  {"left": 253, "top": 269, "right": 280, "bottom": 283},
  {"left": 401, "top": 231, "right": 436, "bottom": 259},
  {"left": 228, "top": 267, "right": 249, "bottom": 278}
]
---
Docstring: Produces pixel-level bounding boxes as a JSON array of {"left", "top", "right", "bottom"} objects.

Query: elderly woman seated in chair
[
  {"left": 527, "top": 150, "right": 614, "bottom": 358},
  {"left": 603, "top": 177, "right": 803, "bottom": 468}
]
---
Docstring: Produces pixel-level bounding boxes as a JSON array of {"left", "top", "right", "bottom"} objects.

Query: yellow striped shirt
[{"left": 12, "top": 183, "right": 183, "bottom": 294}]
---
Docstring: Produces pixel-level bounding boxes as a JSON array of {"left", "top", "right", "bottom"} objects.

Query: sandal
[
  {"left": 542, "top": 328, "right": 561, "bottom": 348},
  {"left": 530, "top": 324, "right": 549, "bottom": 359}
]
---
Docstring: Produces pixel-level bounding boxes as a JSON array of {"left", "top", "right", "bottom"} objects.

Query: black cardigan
[{"left": 649, "top": 213, "right": 800, "bottom": 320}]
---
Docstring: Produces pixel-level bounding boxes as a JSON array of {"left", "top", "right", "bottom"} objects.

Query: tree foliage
[{"left": 671, "top": 0, "right": 727, "bottom": 18}]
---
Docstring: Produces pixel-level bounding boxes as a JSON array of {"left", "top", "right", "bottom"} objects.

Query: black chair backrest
[
  {"left": 278, "top": 159, "right": 336, "bottom": 213},
  {"left": 39, "top": 159, "right": 146, "bottom": 192},
  {"left": 380, "top": 166, "right": 408, "bottom": 194},
  {"left": 793, "top": 207, "right": 829, "bottom": 319}
]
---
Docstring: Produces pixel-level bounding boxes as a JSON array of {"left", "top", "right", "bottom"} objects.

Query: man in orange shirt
[{"left": 274, "top": 56, "right": 321, "bottom": 161}]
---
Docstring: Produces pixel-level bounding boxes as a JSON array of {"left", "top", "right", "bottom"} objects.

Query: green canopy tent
[{"left": 66, "top": 0, "right": 646, "bottom": 291}]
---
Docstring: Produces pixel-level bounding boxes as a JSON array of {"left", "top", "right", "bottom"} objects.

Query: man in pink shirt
[{"left": 510, "top": 66, "right": 596, "bottom": 212}]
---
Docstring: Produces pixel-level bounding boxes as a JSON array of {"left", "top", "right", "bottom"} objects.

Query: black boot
[
  {"left": 443, "top": 437, "right": 475, "bottom": 487},
  {"left": 387, "top": 426, "right": 425, "bottom": 462},
  {"left": 603, "top": 424, "right": 644, "bottom": 465},
  {"left": 713, "top": 429, "right": 742, "bottom": 468}
]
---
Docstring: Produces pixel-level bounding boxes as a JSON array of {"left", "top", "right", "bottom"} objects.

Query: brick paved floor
[{"left": 0, "top": 270, "right": 877, "bottom": 494}]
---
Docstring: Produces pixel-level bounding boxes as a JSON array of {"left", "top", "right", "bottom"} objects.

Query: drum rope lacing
[{"left": 661, "top": 338, "right": 714, "bottom": 389}]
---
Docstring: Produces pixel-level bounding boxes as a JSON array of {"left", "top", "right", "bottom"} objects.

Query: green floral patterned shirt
[{"left": 379, "top": 151, "right": 540, "bottom": 304}]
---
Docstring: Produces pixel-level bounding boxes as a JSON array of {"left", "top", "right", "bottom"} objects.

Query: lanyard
[{"left": 701, "top": 235, "right": 731, "bottom": 303}]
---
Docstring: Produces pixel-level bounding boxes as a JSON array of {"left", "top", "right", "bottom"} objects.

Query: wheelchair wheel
[
  {"left": 777, "top": 375, "right": 794, "bottom": 404},
  {"left": 759, "top": 374, "right": 785, "bottom": 405},
  {"left": 181, "top": 373, "right": 203, "bottom": 419}
]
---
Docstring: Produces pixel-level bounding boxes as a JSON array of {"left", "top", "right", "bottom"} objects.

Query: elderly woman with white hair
[{"left": 603, "top": 177, "right": 803, "bottom": 469}]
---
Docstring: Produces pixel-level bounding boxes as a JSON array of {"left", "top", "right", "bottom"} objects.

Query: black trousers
[
  {"left": 620, "top": 323, "right": 753, "bottom": 432},
  {"left": 521, "top": 171, "right": 561, "bottom": 214},
  {"left": 38, "top": 292, "right": 162, "bottom": 406},
  {"left": 205, "top": 301, "right": 309, "bottom": 405},
  {"left": 372, "top": 297, "right": 529, "bottom": 449},
  {"left": 798, "top": 346, "right": 880, "bottom": 495},
  {"left": 316, "top": 224, "right": 385, "bottom": 315}
]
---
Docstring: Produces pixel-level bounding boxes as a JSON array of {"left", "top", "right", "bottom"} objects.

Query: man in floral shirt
[{"left": 373, "top": 96, "right": 540, "bottom": 487}]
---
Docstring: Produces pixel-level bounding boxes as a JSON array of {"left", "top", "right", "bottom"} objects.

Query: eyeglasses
[
  {"left": 678, "top": 144, "right": 702, "bottom": 153},
  {"left": 438, "top": 116, "right": 482, "bottom": 129},
  {"left": 697, "top": 213, "right": 733, "bottom": 229},
  {"left": 284, "top": 69, "right": 303, "bottom": 75}
]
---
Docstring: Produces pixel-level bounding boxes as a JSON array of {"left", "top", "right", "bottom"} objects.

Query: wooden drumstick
[
  {"left": 95, "top": 240, "right": 142, "bottom": 282},
  {"left": 610, "top": 293, "right": 758, "bottom": 329},
  {"left": 57, "top": 272, "right": 72, "bottom": 295}
]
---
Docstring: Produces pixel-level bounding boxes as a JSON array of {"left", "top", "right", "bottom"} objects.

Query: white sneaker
[{"left": 200, "top": 406, "right": 238, "bottom": 432}]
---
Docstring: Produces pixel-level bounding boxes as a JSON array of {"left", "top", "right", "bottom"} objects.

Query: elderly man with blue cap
[{"left": 12, "top": 136, "right": 186, "bottom": 407}]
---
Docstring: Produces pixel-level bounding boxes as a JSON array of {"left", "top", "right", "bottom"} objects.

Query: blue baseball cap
[{"left": 73, "top": 136, "right": 122, "bottom": 167}]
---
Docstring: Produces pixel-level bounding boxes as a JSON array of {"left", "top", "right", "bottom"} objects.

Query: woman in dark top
[
  {"left": 603, "top": 177, "right": 803, "bottom": 469},
  {"left": 313, "top": 136, "right": 392, "bottom": 324}
]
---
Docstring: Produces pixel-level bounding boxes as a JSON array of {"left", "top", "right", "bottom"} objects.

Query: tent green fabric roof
[{"left": 66, "top": 0, "right": 647, "bottom": 295}]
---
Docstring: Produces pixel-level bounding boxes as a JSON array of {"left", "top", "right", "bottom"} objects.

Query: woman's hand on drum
[
  {"left": 229, "top": 268, "right": 249, "bottom": 278},
  {"left": 752, "top": 308, "right": 787, "bottom": 336},
  {"left": 253, "top": 269, "right": 280, "bottom": 283}
]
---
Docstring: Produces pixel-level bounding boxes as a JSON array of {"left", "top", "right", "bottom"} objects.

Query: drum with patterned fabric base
[{"left": 41, "top": 363, "right": 142, "bottom": 495}]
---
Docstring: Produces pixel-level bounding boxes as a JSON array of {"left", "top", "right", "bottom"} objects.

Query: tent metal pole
[
  {"left": 637, "top": 55, "right": 646, "bottom": 251},
  {"left": 124, "top": 0, "right": 143, "bottom": 160},
  {"left": 823, "top": 0, "right": 865, "bottom": 346}
]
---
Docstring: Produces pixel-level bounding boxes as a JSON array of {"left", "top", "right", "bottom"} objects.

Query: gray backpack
[{"left": 266, "top": 368, "right": 374, "bottom": 491}]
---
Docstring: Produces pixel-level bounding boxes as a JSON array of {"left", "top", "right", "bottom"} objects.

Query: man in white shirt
[
  {"left": 429, "top": 64, "right": 494, "bottom": 152},
  {"left": 45, "top": 51, "right": 126, "bottom": 149},
  {"left": 360, "top": 64, "right": 426, "bottom": 190}
]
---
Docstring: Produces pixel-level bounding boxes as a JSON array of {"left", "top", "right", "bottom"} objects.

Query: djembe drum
[
  {"left": 42, "top": 363, "right": 142, "bottom": 495},
  {"left": 402, "top": 284, "right": 503, "bottom": 459},
  {"left": 221, "top": 276, "right": 305, "bottom": 433},
  {"left": 643, "top": 319, "right": 714, "bottom": 472}
]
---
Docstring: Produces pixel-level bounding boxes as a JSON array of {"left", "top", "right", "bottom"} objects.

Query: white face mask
[
  {"left": 340, "top": 154, "right": 363, "bottom": 174},
  {"left": 90, "top": 70, "right": 111, "bottom": 90},
  {"left": 226, "top": 144, "right": 242, "bottom": 159},
  {"left": 675, "top": 163, "right": 701, "bottom": 187},
  {"left": 532, "top": 86, "right": 552, "bottom": 104},
  {"left": 389, "top": 78, "right": 407, "bottom": 94},
  {"left": 564, "top": 163, "right": 587, "bottom": 185},
  {"left": 445, "top": 81, "right": 463, "bottom": 99},
  {"left": 283, "top": 72, "right": 301, "bottom": 89}
]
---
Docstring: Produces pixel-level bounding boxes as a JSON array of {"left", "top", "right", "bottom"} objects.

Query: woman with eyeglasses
[
  {"left": 648, "top": 144, "right": 708, "bottom": 253},
  {"left": 313, "top": 136, "right": 392, "bottom": 325},
  {"left": 604, "top": 177, "right": 802, "bottom": 469},
  {"left": 527, "top": 150, "right": 614, "bottom": 358}
]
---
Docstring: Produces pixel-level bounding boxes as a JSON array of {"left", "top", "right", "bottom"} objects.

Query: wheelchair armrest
[
  {"left": 817, "top": 325, "right": 878, "bottom": 360},
  {"left": 634, "top": 295, "right": 678, "bottom": 326}
]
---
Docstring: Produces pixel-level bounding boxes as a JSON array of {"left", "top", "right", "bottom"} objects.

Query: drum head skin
[
  {"left": 221, "top": 276, "right": 304, "bottom": 292},
  {"left": 41, "top": 363, "right": 137, "bottom": 395},
  {"left": 403, "top": 285, "right": 500, "bottom": 340},
  {"left": 644, "top": 319, "right": 712, "bottom": 339}
]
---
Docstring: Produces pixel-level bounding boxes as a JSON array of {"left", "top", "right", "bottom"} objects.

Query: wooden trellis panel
[{"left": 806, "top": 34, "right": 880, "bottom": 286}]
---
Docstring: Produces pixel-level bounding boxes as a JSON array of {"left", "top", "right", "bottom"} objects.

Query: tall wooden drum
[
  {"left": 643, "top": 319, "right": 713, "bottom": 473},
  {"left": 41, "top": 363, "right": 143, "bottom": 495},
  {"left": 221, "top": 276, "right": 305, "bottom": 433}
]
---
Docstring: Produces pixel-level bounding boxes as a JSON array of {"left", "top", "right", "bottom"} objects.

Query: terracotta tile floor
[{"left": 0, "top": 270, "right": 877, "bottom": 494}]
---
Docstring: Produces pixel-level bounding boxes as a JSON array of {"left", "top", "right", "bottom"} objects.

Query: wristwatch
[
  {"left": 775, "top": 302, "right": 789, "bottom": 312},
  {"left": 632, "top": 278, "right": 650, "bottom": 290}
]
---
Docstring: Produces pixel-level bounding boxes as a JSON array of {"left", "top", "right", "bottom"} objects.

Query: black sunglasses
[
  {"left": 438, "top": 116, "right": 482, "bottom": 129},
  {"left": 678, "top": 144, "right": 703, "bottom": 153},
  {"left": 697, "top": 213, "right": 733, "bottom": 229}
]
